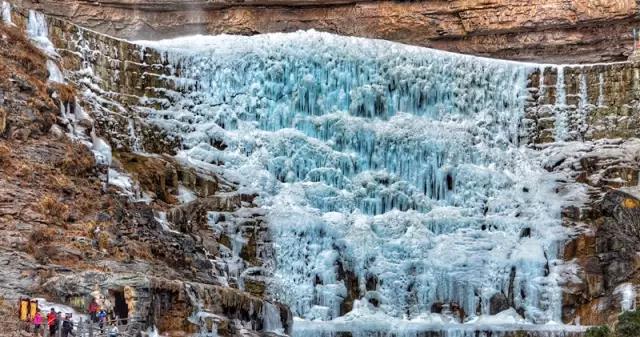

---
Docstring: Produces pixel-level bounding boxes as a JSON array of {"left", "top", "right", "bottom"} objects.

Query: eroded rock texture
[
  {"left": 0, "top": 13, "right": 290, "bottom": 336},
  {"left": 9, "top": 0, "right": 640, "bottom": 63},
  {"left": 542, "top": 139, "right": 640, "bottom": 325}
]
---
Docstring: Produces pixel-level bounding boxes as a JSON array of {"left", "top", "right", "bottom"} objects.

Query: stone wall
[
  {"left": 525, "top": 62, "right": 640, "bottom": 144},
  {"left": 8, "top": 0, "right": 640, "bottom": 64},
  {"left": 10, "top": 6, "right": 181, "bottom": 153}
]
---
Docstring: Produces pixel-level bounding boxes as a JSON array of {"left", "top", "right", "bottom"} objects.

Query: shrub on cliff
[
  {"left": 37, "top": 194, "right": 70, "bottom": 225},
  {"left": 60, "top": 142, "right": 96, "bottom": 177},
  {"left": 616, "top": 310, "right": 640, "bottom": 337},
  {"left": 586, "top": 310, "right": 640, "bottom": 337},
  {"left": 586, "top": 325, "right": 611, "bottom": 337}
]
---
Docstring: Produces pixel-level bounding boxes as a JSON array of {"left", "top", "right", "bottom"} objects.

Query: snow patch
[
  {"left": 614, "top": 283, "right": 637, "bottom": 312},
  {"left": 2, "top": 1, "right": 13, "bottom": 25}
]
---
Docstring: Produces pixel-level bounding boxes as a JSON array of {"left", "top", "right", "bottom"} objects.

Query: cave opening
[{"left": 112, "top": 290, "right": 129, "bottom": 324}]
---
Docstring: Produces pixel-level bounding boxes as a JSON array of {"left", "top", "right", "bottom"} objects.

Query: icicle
[
  {"left": 26, "top": 10, "right": 57, "bottom": 56},
  {"left": 120, "top": 31, "right": 572, "bottom": 328},
  {"left": 262, "top": 302, "right": 284, "bottom": 334},
  {"left": 576, "top": 69, "right": 589, "bottom": 140},
  {"left": 553, "top": 66, "right": 568, "bottom": 141},
  {"left": 598, "top": 72, "right": 605, "bottom": 107},
  {"left": 47, "top": 60, "right": 64, "bottom": 83},
  {"left": 614, "top": 283, "right": 637, "bottom": 312},
  {"left": 2, "top": 1, "right": 13, "bottom": 25},
  {"left": 127, "top": 118, "right": 143, "bottom": 152}
]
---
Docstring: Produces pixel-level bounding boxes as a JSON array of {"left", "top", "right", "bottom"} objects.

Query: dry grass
[
  {"left": 60, "top": 142, "right": 95, "bottom": 176},
  {"left": 0, "top": 28, "right": 45, "bottom": 75},
  {"left": 26, "top": 227, "right": 58, "bottom": 264},
  {"left": 29, "top": 227, "right": 57, "bottom": 246},
  {"left": 0, "top": 26, "right": 50, "bottom": 108},
  {"left": 0, "top": 107, "right": 6, "bottom": 134},
  {"left": 97, "top": 231, "right": 110, "bottom": 250},
  {"left": 15, "top": 162, "right": 34, "bottom": 178},
  {"left": 50, "top": 173, "right": 74, "bottom": 192},
  {"left": 0, "top": 143, "right": 11, "bottom": 167},
  {"left": 49, "top": 82, "right": 76, "bottom": 105},
  {"left": 37, "top": 194, "right": 70, "bottom": 225}
]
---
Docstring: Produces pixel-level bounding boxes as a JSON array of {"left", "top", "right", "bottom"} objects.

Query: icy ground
[{"left": 115, "top": 31, "right": 589, "bottom": 335}]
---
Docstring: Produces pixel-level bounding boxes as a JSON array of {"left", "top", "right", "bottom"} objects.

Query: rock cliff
[
  {"left": 8, "top": 0, "right": 640, "bottom": 63},
  {"left": 0, "top": 11, "right": 291, "bottom": 336},
  {"left": 3, "top": 2, "right": 640, "bottom": 336}
]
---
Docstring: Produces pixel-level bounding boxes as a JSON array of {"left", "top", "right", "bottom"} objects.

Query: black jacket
[{"left": 62, "top": 320, "right": 73, "bottom": 332}]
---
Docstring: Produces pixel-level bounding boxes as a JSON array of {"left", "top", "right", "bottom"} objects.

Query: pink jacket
[{"left": 33, "top": 313, "right": 43, "bottom": 325}]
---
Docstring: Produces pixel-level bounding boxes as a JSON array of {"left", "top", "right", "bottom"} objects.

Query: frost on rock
[
  {"left": 2, "top": 1, "right": 13, "bottom": 25},
  {"left": 134, "top": 31, "right": 574, "bottom": 328},
  {"left": 614, "top": 283, "right": 637, "bottom": 312},
  {"left": 26, "top": 10, "right": 57, "bottom": 57},
  {"left": 47, "top": 59, "right": 65, "bottom": 83}
]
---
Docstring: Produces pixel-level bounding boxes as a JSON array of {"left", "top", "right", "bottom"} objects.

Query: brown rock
[
  {"left": 10, "top": 0, "right": 640, "bottom": 63},
  {"left": 489, "top": 292, "right": 510, "bottom": 315}
]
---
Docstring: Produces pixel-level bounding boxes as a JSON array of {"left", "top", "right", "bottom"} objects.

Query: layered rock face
[
  {"left": 3, "top": 2, "right": 640, "bottom": 336},
  {"left": 525, "top": 63, "right": 640, "bottom": 325},
  {"left": 526, "top": 64, "right": 640, "bottom": 144},
  {"left": 0, "top": 8, "right": 291, "bottom": 337},
  {"left": 14, "top": 7, "right": 640, "bottom": 329},
  {"left": 8, "top": 0, "right": 640, "bottom": 63}
]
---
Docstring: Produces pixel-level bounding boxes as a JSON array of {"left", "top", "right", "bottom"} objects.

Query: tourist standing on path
[
  {"left": 97, "top": 309, "right": 107, "bottom": 333},
  {"left": 108, "top": 325, "right": 119, "bottom": 337},
  {"left": 88, "top": 298, "right": 99, "bottom": 322},
  {"left": 61, "top": 315, "right": 74, "bottom": 337},
  {"left": 32, "top": 310, "right": 43, "bottom": 336},
  {"left": 46, "top": 309, "right": 57, "bottom": 337},
  {"left": 56, "top": 312, "right": 63, "bottom": 336}
]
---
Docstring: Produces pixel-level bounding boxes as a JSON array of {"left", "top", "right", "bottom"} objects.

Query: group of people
[
  {"left": 27, "top": 308, "right": 75, "bottom": 337},
  {"left": 25, "top": 298, "right": 121, "bottom": 337},
  {"left": 88, "top": 298, "right": 120, "bottom": 337}
]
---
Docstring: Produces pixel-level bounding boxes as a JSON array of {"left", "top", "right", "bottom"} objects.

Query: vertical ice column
[
  {"left": 26, "top": 10, "right": 56, "bottom": 55},
  {"left": 554, "top": 66, "right": 568, "bottom": 141},
  {"left": 27, "top": 10, "right": 48, "bottom": 37},
  {"left": 598, "top": 72, "right": 606, "bottom": 107},
  {"left": 47, "top": 60, "right": 65, "bottom": 83},
  {"left": 2, "top": 1, "right": 12, "bottom": 25},
  {"left": 576, "top": 69, "right": 589, "bottom": 140},
  {"left": 262, "top": 302, "right": 284, "bottom": 334}
]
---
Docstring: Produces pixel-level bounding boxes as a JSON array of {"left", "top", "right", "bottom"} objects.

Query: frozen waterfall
[{"left": 136, "top": 32, "right": 573, "bottom": 333}]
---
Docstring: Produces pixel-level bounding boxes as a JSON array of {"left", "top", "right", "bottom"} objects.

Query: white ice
[
  {"left": 614, "top": 283, "right": 637, "bottom": 312},
  {"left": 35, "top": 297, "right": 88, "bottom": 324},
  {"left": 2, "top": 1, "right": 13, "bottom": 25},
  {"left": 47, "top": 59, "right": 65, "bottom": 83},
  {"left": 177, "top": 185, "right": 197, "bottom": 204},
  {"left": 132, "top": 31, "right": 576, "bottom": 331},
  {"left": 26, "top": 10, "right": 57, "bottom": 57},
  {"left": 108, "top": 168, "right": 133, "bottom": 192}
]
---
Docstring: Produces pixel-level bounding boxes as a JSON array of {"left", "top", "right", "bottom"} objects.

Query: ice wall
[{"left": 135, "top": 31, "right": 570, "bottom": 329}]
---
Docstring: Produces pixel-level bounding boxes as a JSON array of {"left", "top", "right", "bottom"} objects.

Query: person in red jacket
[
  {"left": 47, "top": 308, "right": 57, "bottom": 337},
  {"left": 88, "top": 298, "right": 99, "bottom": 322}
]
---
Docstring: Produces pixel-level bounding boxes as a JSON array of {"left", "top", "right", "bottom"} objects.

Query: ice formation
[
  {"left": 134, "top": 31, "right": 573, "bottom": 331},
  {"left": 2, "top": 1, "right": 12, "bottom": 25},
  {"left": 26, "top": 11, "right": 122, "bottom": 196},
  {"left": 47, "top": 59, "right": 65, "bottom": 83},
  {"left": 614, "top": 283, "right": 637, "bottom": 312},
  {"left": 26, "top": 10, "right": 57, "bottom": 56}
]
